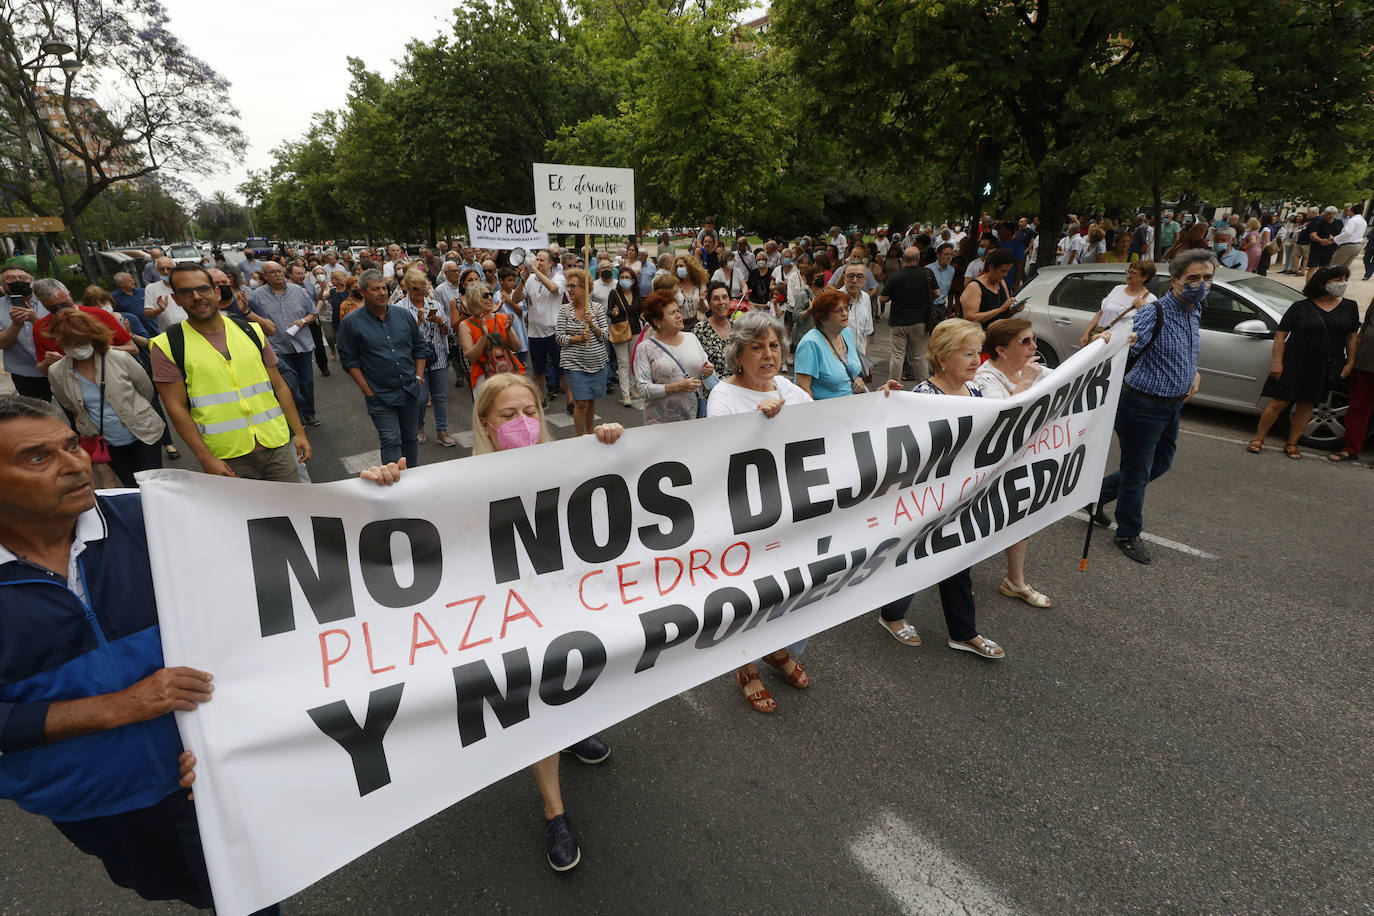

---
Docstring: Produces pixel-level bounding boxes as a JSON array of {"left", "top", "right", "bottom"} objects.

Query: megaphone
[{"left": 508, "top": 247, "right": 527, "bottom": 268}]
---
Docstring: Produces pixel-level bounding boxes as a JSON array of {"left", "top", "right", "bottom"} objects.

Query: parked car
[
  {"left": 1017, "top": 262, "right": 1356, "bottom": 448},
  {"left": 109, "top": 248, "right": 153, "bottom": 279},
  {"left": 62, "top": 250, "right": 137, "bottom": 281},
  {"left": 168, "top": 244, "right": 202, "bottom": 265}
]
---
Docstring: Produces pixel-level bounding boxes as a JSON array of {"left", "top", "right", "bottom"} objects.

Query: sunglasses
[
  {"left": 1018, "top": 335, "right": 1036, "bottom": 345},
  {"left": 480, "top": 292, "right": 494, "bottom": 299}
]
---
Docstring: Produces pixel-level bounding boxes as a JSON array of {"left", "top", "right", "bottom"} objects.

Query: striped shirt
[
  {"left": 556, "top": 303, "right": 610, "bottom": 372},
  {"left": 1124, "top": 291, "right": 1200, "bottom": 398}
]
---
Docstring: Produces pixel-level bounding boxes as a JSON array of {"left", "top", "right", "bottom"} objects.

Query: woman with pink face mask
[{"left": 364, "top": 371, "right": 621, "bottom": 874}]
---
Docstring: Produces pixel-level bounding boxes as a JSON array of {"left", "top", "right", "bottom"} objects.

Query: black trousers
[
  {"left": 11, "top": 373, "right": 52, "bottom": 401},
  {"left": 309, "top": 320, "right": 328, "bottom": 372},
  {"left": 54, "top": 790, "right": 279, "bottom": 913},
  {"left": 878, "top": 568, "right": 978, "bottom": 642},
  {"left": 106, "top": 439, "right": 163, "bottom": 487}
]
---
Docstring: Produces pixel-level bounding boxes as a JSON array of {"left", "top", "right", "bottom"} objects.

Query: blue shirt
[
  {"left": 250, "top": 282, "right": 318, "bottom": 355},
  {"left": 110, "top": 288, "right": 153, "bottom": 336},
  {"left": 78, "top": 373, "right": 136, "bottom": 446},
  {"left": 794, "top": 327, "right": 862, "bottom": 400},
  {"left": 1124, "top": 291, "right": 1201, "bottom": 398},
  {"left": 638, "top": 262, "right": 657, "bottom": 298},
  {"left": 336, "top": 303, "right": 427, "bottom": 406},
  {"left": 1219, "top": 249, "right": 1247, "bottom": 271},
  {"left": 930, "top": 263, "right": 956, "bottom": 305},
  {"left": 141, "top": 261, "right": 161, "bottom": 286}
]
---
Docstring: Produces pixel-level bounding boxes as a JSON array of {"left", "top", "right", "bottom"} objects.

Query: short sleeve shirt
[{"left": 794, "top": 327, "right": 860, "bottom": 400}]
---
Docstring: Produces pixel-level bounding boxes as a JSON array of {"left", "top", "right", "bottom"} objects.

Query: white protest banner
[
  {"left": 141, "top": 333, "right": 1128, "bottom": 914},
  {"left": 532, "top": 162, "right": 635, "bottom": 235},
  {"left": 464, "top": 206, "right": 548, "bottom": 250}
]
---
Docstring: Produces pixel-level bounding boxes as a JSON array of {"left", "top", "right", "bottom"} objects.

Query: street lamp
[{"left": 0, "top": 24, "right": 100, "bottom": 282}]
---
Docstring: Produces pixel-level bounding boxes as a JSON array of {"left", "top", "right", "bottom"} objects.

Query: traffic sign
[{"left": 0, "top": 216, "right": 65, "bottom": 233}]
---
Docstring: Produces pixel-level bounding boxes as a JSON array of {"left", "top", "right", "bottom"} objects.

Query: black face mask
[
  {"left": 600, "top": 270, "right": 612, "bottom": 282},
  {"left": 219, "top": 285, "right": 233, "bottom": 302},
  {"left": 6, "top": 280, "right": 32, "bottom": 299}
]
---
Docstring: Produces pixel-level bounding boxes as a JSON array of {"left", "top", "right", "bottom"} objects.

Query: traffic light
[{"left": 972, "top": 139, "right": 1001, "bottom": 206}]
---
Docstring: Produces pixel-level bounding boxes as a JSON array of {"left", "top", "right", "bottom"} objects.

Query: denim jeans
[
  {"left": 275, "top": 351, "right": 316, "bottom": 421},
  {"left": 1097, "top": 389, "right": 1183, "bottom": 539},
  {"left": 365, "top": 393, "right": 421, "bottom": 466},
  {"left": 418, "top": 364, "right": 449, "bottom": 432}
]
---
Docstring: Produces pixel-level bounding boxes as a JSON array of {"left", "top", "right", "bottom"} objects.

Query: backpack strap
[
  {"left": 1125, "top": 300, "right": 1166, "bottom": 373},
  {"left": 168, "top": 315, "right": 264, "bottom": 379}
]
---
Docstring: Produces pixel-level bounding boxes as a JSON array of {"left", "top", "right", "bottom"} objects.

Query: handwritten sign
[
  {"left": 140, "top": 334, "right": 1128, "bottom": 915},
  {"left": 464, "top": 206, "right": 548, "bottom": 251},
  {"left": 532, "top": 163, "right": 635, "bottom": 235},
  {"left": 0, "top": 216, "right": 64, "bottom": 233}
]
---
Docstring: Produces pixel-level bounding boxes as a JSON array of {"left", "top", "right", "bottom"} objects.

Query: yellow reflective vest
[{"left": 151, "top": 319, "right": 291, "bottom": 459}]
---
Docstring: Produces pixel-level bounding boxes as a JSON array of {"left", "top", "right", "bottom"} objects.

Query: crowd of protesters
[{"left": 1, "top": 200, "right": 1370, "bottom": 908}]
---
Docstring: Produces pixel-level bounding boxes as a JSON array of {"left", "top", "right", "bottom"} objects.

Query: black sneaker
[
  {"left": 320, "top": 366, "right": 331, "bottom": 377},
  {"left": 1114, "top": 535, "right": 1151, "bottom": 564},
  {"left": 561, "top": 735, "right": 610, "bottom": 765},
  {"left": 545, "top": 813, "right": 581, "bottom": 872},
  {"left": 303, "top": 416, "right": 322, "bottom": 428},
  {"left": 1088, "top": 504, "right": 1112, "bottom": 528}
]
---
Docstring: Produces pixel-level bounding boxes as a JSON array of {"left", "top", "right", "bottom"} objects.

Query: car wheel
[
  {"left": 1036, "top": 341, "right": 1060, "bottom": 369},
  {"left": 1298, "top": 386, "right": 1348, "bottom": 449}
]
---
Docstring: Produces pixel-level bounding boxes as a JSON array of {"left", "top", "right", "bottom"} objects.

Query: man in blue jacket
[{"left": 0, "top": 395, "right": 240, "bottom": 910}]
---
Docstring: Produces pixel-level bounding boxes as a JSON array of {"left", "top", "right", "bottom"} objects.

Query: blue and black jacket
[{"left": 0, "top": 493, "right": 182, "bottom": 822}]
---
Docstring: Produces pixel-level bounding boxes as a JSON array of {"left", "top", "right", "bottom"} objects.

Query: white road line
[
  {"left": 1179, "top": 427, "right": 1255, "bottom": 447},
  {"left": 454, "top": 430, "right": 475, "bottom": 448},
  {"left": 339, "top": 450, "right": 382, "bottom": 475},
  {"left": 1066, "top": 512, "right": 1218, "bottom": 560},
  {"left": 849, "top": 810, "right": 1020, "bottom": 915},
  {"left": 545, "top": 411, "right": 574, "bottom": 429}
]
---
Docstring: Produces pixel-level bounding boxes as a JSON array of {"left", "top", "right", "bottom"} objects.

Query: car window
[
  {"left": 1231, "top": 276, "right": 1301, "bottom": 318},
  {"left": 1201, "top": 285, "right": 1270, "bottom": 333},
  {"left": 1048, "top": 273, "right": 1126, "bottom": 312}
]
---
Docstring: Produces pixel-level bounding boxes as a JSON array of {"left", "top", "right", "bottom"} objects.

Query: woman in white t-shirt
[
  {"left": 707, "top": 312, "right": 812, "bottom": 714},
  {"left": 1079, "top": 260, "right": 1158, "bottom": 348},
  {"left": 973, "top": 318, "right": 1053, "bottom": 610}
]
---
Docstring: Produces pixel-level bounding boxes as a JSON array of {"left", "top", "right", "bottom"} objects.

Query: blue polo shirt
[{"left": 336, "top": 303, "right": 427, "bottom": 406}]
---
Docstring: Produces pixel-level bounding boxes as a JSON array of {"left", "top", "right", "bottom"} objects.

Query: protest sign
[
  {"left": 464, "top": 206, "right": 548, "bottom": 250},
  {"left": 532, "top": 162, "right": 635, "bottom": 235},
  {"left": 140, "top": 333, "right": 1127, "bottom": 914}
]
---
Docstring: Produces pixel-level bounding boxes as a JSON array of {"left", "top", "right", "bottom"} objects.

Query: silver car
[{"left": 1018, "top": 263, "right": 1353, "bottom": 448}]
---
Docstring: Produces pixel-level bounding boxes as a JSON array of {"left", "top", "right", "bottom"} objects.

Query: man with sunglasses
[{"left": 151, "top": 265, "right": 310, "bottom": 483}]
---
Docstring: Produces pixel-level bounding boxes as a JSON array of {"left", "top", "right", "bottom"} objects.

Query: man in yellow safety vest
[{"left": 151, "top": 265, "right": 311, "bottom": 482}]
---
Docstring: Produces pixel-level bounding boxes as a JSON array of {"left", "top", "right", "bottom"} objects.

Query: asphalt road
[{"left": 3, "top": 303, "right": 1372, "bottom": 915}]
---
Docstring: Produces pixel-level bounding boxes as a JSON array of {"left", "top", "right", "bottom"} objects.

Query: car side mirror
[{"left": 1233, "top": 319, "right": 1273, "bottom": 338}]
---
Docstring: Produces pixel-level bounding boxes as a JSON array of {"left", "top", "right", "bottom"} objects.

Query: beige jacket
[{"left": 49, "top": 348, "right": 166, "bottom": 444}]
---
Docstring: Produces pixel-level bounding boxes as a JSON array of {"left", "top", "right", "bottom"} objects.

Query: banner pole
[{"left": 1080, "top": 503, "right": 1098, "bottom": 571}]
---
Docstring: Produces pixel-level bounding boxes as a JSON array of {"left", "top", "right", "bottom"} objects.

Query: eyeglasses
[
  {"left": 480, "top": 292, "right": 494, "bottom": 299},
  {"left": 1018, "top": 335, "right": 1036, "bottom": 346},
  {"left": 173, "top": 285, "right": 213, "bottom": 296}
]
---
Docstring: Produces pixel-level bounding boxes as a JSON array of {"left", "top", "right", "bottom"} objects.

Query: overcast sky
[{"left": 163, "top": 0, "right": 452, "bottom": 201}]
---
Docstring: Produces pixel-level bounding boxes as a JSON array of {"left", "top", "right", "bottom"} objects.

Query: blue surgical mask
[
  {"left": 783, "top": 257, "right": 792, "bottom": 266},
  {"left": 676, "top": 266, "right": 688, "bottom": 279},
  {"left": 1178, "top": 279, "right": 1211, "bottom": 305},
  {"left": 977, "top": 246, "right": 986, "bottom": 257},
  {"left": 618, "top": 277, "right": 632, "bottom": 290},
  {"left": 1212, "top": 243, "right": 1228, "bottom": 254}
]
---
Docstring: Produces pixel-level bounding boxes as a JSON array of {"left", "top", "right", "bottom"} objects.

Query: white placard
[
  {"left": 140, "top": 333, "right": 1127, "bottom": 914},
  {"left": 464, "top": 207, "right": 549, "bottom": 250},
  {"left": 532, "top": 163, "right": 635, "bottom": 235}
]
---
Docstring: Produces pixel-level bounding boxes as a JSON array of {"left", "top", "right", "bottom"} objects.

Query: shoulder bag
[
  {"left": 79, "top": 354, "right": 112, "bottom": 464},
  {"left": 648, "top": 337, "right": 713, "bottom": 418}
]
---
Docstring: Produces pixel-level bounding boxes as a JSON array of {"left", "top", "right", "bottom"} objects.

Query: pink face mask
[{"left": 487, "top": 414, "right": 541, "bottom": 450}]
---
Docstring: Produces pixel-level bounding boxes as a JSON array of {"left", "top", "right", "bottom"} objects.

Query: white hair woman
[{"left": 706, "top": 312, "right": 815, "bottom": 712}]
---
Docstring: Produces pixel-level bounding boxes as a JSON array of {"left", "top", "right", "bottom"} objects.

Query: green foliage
[
  {"left": 79, "top": 177, "right": 190, "bottom": 245},
  {"left": 771, "top": 0, "right": 1374, "bottom": 261}
]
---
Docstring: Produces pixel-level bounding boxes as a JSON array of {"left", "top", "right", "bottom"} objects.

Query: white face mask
[
  {"left": 68, "top": 343, "right": 94, "bottom": 360},
  {"left": 1325, "top": 281, "right": 1348, "bottom": 298}
]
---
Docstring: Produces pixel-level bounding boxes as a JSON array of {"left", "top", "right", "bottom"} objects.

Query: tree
[
  {"left": 0, "top": 0, "right": 245, "bottom": 220},
  {"left": 770, "top": 0, "right": 1374, "bottom": 264},
  {"left": 193, "top": 191, "right": 253, "bottom": 243}
]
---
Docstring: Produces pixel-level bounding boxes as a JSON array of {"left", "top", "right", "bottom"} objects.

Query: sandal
[
  {"left": 763, "top": 649, "right": 809, "bottom": 689},
  {"left": 1000, "top": 578, "right": 1051, "bottom": 608},
  {"left": 880, "top": 617, "right": 922, "bottom": 646},
  {"left": 1246, "top": 438, "right": 1263, "bottom": 454},
  {"left": 947, "top": 636, "right": 1005, "bottom": 659},
  {"left": 1328, "top": 449, "right": 1358, "bottom": 462},
  {"left": 1284, "top": 444, "right": 1302, "bottom": 460},
  {"left": 416, "top": 428, "right": 426, "bottom": 444},
  {"left": 736, "top": 667, "right": 775, "bottom": 713}
]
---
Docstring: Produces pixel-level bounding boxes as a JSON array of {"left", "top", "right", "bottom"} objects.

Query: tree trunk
[
  {"left": 428, "top": 206, "right": 437, "bottom": 248},
  {"left": 1035, "top": 172, "right": 1078, "bottom": 269}
]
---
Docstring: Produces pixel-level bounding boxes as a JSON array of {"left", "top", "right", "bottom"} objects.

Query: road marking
[
  {"left": 545, "top": 411, "right": 574, "bottom": 429},
  {"left": 1067, "top": 512, "right": 1218, "bottom": 560},
  {"left": 454, "top": 430, "right": 475, "bottom": 448},
  {"left": 849, "top": 809, "right": 1020, "bottom": 915},
  {"left": 339, "top": 450, "right": 382, "bottom": 475}
]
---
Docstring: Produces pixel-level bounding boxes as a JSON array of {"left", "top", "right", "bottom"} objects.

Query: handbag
[
  {"left": 647, "top": 338, "right": 711, "bottom": 418},
  {"left": 608, "top": 290, "right": 632, "bottom": 343},
  {"left": 79, "top": 355, "right": 112, "bottom": 464},
  {"left": 469, "top": 315, "right": 520, "bottom": 376}
]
